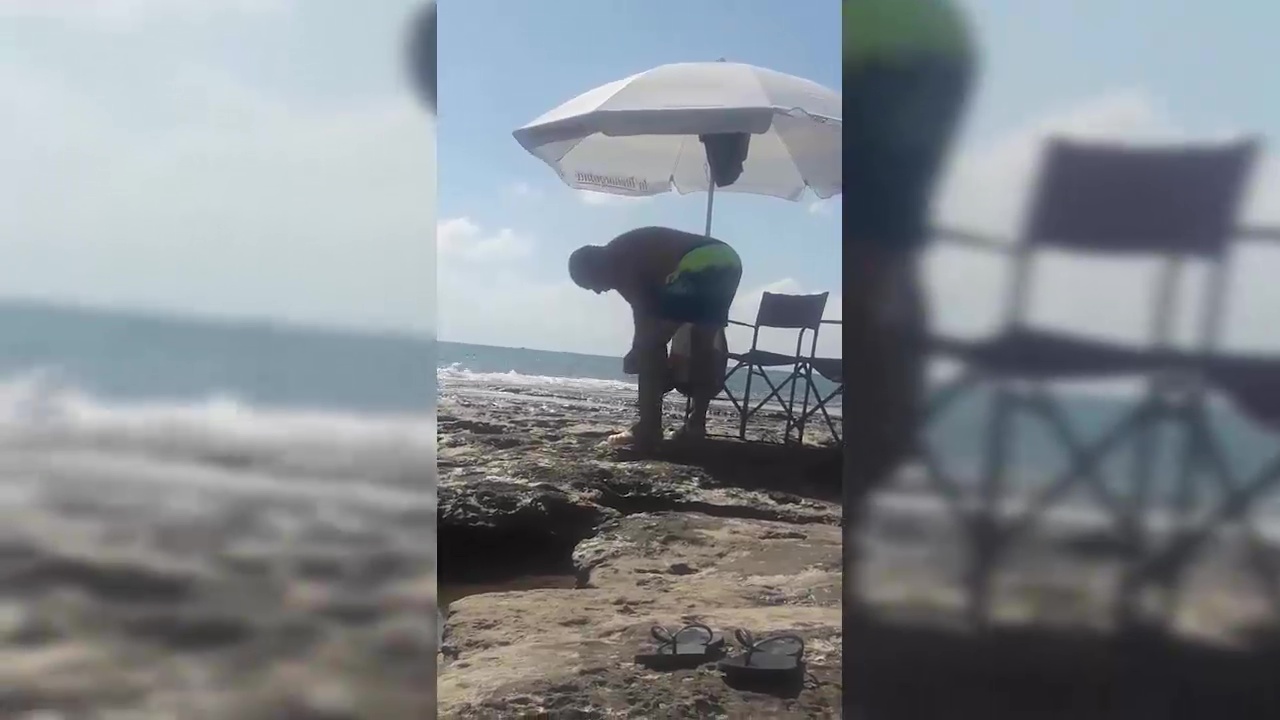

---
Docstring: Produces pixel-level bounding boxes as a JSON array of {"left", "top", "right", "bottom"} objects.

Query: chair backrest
[
  {"left": 755, "top": 292, "right": 829, "bottom": 330},
  {"left": 1024, "top": 138, "right": 1258, "bottom": 258},
  {"left": 1006, "top": 137, "right": 1260, "bottom": 352}
]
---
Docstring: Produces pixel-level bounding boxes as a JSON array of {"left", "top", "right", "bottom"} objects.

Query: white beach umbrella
[{"left": 512, "top": 61, "right": 842, "bottom": 235}]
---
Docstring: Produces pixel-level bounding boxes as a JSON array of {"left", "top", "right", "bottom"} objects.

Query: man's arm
[
  {"left": 623, "top": 302, "right": 652, "bottom": 374},
  {"left": 606, "top": 228, "right": 677, "bottom": 368}
]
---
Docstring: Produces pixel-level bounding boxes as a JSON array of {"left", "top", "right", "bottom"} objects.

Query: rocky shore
[
  {"left": 436, "top": 380, "right": 1280, "bottom": 719},
  {"left": 435, "top": 394, "right": 843, "bottom": 718}
]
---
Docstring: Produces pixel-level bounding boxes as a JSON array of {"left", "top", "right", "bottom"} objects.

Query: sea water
[{"left": 2, "top": 299, "right": 1279, "bottom": 526}]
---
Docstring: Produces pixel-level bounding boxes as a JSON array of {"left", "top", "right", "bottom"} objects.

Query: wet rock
[
  {"left": 762, "top": 529, "right": 808, "bottom": 540},
  {"left": 436, "top": 455, "right": 838, "bottom": 586},
  {"left": 0, "top": 603, "right": 60, "bottom": 646},
  {"left": 439, "top": 417, "right": 509, "bottom": 435},
  {"left": 122, "top": 609, "right": 255, "bottom": 651},
  {"left": 293, "top": 553, "right": 349, "bottom": 581},
  {"left": 436, "top": 479, "right": 617, "bottom": 583},
  {"left": 3, "top": 554, "right": 199, "bottom": 604}
]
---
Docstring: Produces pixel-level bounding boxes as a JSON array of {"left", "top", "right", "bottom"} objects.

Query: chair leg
[
  {"left": 969, "top": 385, "right": 1015, "bottom": 628},
  {"left": 747, "top": 368, "right": 783, "bottom": 438},
  {"left": 785, "top": 365, "right": 807, "bottom": 444},
  {"left": 793, "top": 383, "right": 837, "bottom": 445},
  {"left": 793, "top": 365, "right": 815, "bottom": 445},
  {"left": 773, "top": 368, "right": 796, "bottom": 443},
  {"left": 721, "top": 362, "right": 746, "bottom": 417},
  {"left": 738, "top": 365, "right": 756, "bottom": 440},
  {"left": 748, "top": 370, "right": 798, "bottom": 443},
  {"left": 811, "top": 388, "right": 841, "bottom": 442},
  {"left": 1135, "top": 454, "right": 1280, "bottom": 588}
]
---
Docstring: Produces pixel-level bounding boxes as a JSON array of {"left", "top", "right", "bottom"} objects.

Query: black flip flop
[
  {"left": 633, "top": 622, "right": 726, "bottom": 670},
  {"left": 717, "top": 628, "right": 806, "bottom": 681}
]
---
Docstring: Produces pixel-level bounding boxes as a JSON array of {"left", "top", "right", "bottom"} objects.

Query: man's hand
[{"left": 622, "top": 348, "right": 639, "bottom": 374}]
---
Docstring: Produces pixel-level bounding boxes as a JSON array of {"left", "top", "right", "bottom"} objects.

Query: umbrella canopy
[{"left": 512, "top": 62, "right": 842, "bottom": 203}]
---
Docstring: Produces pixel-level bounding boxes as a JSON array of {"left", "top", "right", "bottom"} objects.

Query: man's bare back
[{"left": 598, "top": 227, "right": 719, "bottom": 310}]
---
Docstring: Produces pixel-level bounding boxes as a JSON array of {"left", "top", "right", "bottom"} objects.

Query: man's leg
[
  {"left": 658, "top": 246, "right": 741, "bottom": 441},
  {"left": 633, "top": 339, "right": 667, "bottom": 443},
  {"left": 624, "top": 320, "right": 679, "bottom": 447},
  {"left": 842, "top": 0, "right": 976, "bottom": 611},
  {"left": 678, "top": 324, "right": 722, "bottom": 438},
  {"left": 844, "top": 247, "right": 927, "bottom": 604}
]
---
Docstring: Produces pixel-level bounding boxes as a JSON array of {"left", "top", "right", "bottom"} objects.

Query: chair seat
[
  {"left": 728, "top": 349, "right": 801, "bottom": 367},
  {"left": 931, "top": 327, "right": 1160, "bottom": 380},
  {"left": 809, "top": 357, "right": 843, "bottom": 384}
]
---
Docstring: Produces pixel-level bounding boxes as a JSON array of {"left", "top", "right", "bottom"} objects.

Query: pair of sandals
[{"left": 634, "top": 623, "right": 805, "bottom": 684}]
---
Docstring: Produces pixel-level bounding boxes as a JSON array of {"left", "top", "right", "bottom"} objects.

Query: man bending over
[{"left": 569, "top": 226, "right": 742, "bottom": 448}]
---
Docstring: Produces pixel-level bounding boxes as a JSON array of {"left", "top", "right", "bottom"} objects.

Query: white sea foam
[
  {"left": 436, "top": 362, "right": 637, "bottom": 393},
  {"left": 0, "top": 370, "right": 437, "bottom": 508}
]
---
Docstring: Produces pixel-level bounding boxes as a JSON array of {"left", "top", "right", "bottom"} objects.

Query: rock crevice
[
  {"left": 436, "top": 404, "right": 843, "bottom": 717},
  {"left": 436, "top": 465, "right": 838, "bottom": 586}
]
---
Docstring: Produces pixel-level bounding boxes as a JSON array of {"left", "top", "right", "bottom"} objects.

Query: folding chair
[
  {"left": 1132, "top": 234, "right": 1280, "bottom": 618},
  {"left": 922, "top": 137, "right": 1260, "bottom": 628},
  {"left": 721, "top": 292, "right": 829, "bottom": 442},
  {"left": 793, "top": 319, "right": 843, "bottom": 444}
]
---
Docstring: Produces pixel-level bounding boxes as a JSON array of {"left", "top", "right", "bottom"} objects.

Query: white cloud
[
  {"left": 438, "top": 218, "right": 532, "bottom": 264},
  {"left": 576, "top": 189, "right": 652, "bottom": 207},
  {"left": 0, "top": 57, "right": 436, "bottom": 334},
  {"left": 808, "top": 198, "right": 838, "bottom": 216}
]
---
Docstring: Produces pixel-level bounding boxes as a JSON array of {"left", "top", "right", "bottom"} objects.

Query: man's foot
[
  {"left": 607, "top": 422, "right": 662, "bottom": 449},
  {"left": 669, "top": 423, "right": 706, "bottom": 442},
  {"left": 606, "top": 429, "right": 635, "bottom": 446}
]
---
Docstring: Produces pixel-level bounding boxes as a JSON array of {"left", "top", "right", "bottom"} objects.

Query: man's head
[{"left": 568, "top": 245, "right": 612, "bottom": 293}]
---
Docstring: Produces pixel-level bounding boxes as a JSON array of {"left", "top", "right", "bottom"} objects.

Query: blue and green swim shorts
[
  {"left": 655, "top": 240, "right": 743, "bottom": 327},
  {"left": 843, "top": 0, "right": 976, "bottom": 252}
]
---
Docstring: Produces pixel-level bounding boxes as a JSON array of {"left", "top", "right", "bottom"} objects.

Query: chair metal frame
[
  {"left": 720, "top": 291, "right": 829, "bottom": 443},
  {"left": 917, "top": 137, "right": 1261, "bottom": 628},
  {"left": 792, "top": 319, "right": 844, "bottom": 444},
  {"left": 1127, "top": 226, "right": 1280, "bottom": 619}
]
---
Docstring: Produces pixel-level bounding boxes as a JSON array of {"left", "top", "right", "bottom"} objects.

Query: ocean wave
[
  {"left": 436, "top": 362, "right": 637, "bottom": 394},
  {"left": 0, "top": 370, "right": 436, "bottom": 493}
]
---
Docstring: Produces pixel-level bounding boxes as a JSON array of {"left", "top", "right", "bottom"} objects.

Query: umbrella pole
[{"left": 703, "top": 182, "right": 716, "bottom": 237}]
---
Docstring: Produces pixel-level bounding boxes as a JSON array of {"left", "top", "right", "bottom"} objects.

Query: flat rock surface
[
  {"left": 438, "top": 512, "right": 842, "bottom": 718},
  {"left": 435, "top": 382, "right": 843, "bottom": 716}
]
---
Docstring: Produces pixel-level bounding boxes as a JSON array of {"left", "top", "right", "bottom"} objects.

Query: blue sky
[
  {"left": 2, "top": 1, "right": 1279, "bottom": 356},
  {"left": 437, "top": 0, "right": 1280, "bottom": 356},
  {"left": 437, "top": 1, "right": 842, "bottom": 334}
]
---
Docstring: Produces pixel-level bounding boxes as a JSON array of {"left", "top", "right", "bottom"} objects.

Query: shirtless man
[{"left": 569, "top": 226, "right": 743, "bottom": 448}]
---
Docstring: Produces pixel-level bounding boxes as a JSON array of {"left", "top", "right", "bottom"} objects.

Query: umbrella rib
[
  {"left": 669, "top": 134, "right": 698, "bottom": 195},
  {"left": 771, "top": 116, "right": 838, "bottom": 201}
]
